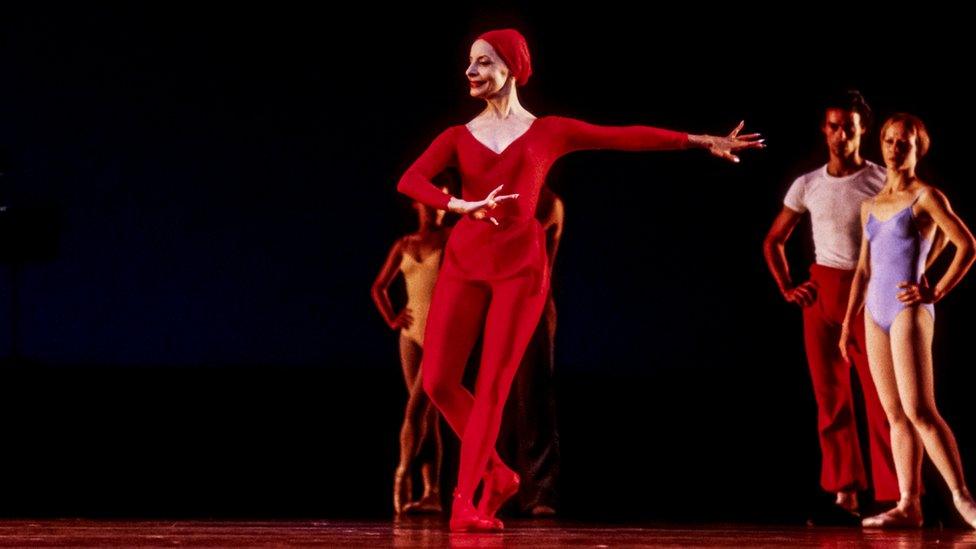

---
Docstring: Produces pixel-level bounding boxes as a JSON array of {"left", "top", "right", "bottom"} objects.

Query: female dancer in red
[{"left": 397, "top": 28, "right": 763, "bottom": 531}]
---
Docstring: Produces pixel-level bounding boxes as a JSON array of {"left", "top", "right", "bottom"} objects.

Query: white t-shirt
[{"left": 784, "top": 161, "right": 886, "bottom": 270}]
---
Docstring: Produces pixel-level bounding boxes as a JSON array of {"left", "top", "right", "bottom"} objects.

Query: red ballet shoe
[
  {"left": 477, "top": 462, "right": 520, "bottom": 527},
  {"left": 449, "top": 490, "right": 500, "bottom": 532}
]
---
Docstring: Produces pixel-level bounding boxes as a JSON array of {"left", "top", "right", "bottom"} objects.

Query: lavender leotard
[{"left": 865, "top": 195, "right": 934, "bottom": 333}]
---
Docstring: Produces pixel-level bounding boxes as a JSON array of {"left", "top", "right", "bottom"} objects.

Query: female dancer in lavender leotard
[{"left": 840, "top": 113, "right": 976, "bottom": 529}]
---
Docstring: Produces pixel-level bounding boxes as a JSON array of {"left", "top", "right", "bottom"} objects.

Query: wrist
[
  {"left": 687, "top": 134, "right": 707, "bottom": 149},
  {"left": 779, "top": 283, "right": 794, "bottom": 298},
  {"left": 447, "top": 197, "right": 465, "bottom": 213}
]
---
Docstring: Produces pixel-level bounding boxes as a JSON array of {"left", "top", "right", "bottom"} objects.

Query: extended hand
[{"left": 699, "top": 121, "right": 765, "bottom": 163}]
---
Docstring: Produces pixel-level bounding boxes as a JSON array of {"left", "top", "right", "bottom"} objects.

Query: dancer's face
[
  {"left": 881, "top": 121, "right": 918, "bottom": 172},
  {"left": 822, "top": 108, "right": 866, "bottom": 160},
  {"left": 466, "top": 40, "right": 510, "bottom": 98},
  {"left": 413, "top": 187, "right": 448, "bottom": 226},
  {"left": 413, "top": 201, "right": 441, "bottom": 227}
]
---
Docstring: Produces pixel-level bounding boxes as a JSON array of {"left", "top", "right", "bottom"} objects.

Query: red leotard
[
  {"left": 399, "top": 116, "right": 687, "bottom": 286},
  {"left": 396, "top": 115, "right": 688, "bottom": 521}
]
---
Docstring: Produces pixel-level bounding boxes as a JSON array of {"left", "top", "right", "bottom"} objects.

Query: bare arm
[
  {"left": 839, "top": 203, "right": 872, "bottom": 362},
  {"left": 541, "top": 196, "right": 564, "bottom": 272},
  {"left": 763, "top": 206, "right": 814, "bottom": 306},
  {"left": 925, "top": 228, "right": 948, "bottom": 271},
  {"left": 370, "top": 239, "right": 410, "bottom": 330},
  {"left": 687, "top": 121, "right": 766, "bottom": 163},
  {"left": 905, "top": 188, "right": 976, "bottom": 304}
]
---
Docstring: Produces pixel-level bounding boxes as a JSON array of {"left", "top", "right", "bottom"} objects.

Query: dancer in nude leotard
[{"left": 372, "top": 194, "right": 450, "bottom": 515}]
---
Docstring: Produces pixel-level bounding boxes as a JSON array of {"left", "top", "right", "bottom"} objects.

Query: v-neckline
[
  {"left": 463, "top": 118, "right": 539, "bottom": 156},
  {"left": 869, "top": 203, "right": 915, "bottom": 224},
  {"left": 405, "top": 250, "right": 441, "bottom": 264}
]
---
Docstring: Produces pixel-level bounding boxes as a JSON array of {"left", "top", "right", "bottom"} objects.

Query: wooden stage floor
[{"left": 1, "top": 518, "right": 974, "bottom": 547}]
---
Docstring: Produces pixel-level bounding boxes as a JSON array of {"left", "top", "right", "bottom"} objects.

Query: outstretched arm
[
  {"left": 556, "top": 117, "right": 763, "bottom": 162},
  {"left": 688, "top": 121, "right": 766, "bottom": 163}
]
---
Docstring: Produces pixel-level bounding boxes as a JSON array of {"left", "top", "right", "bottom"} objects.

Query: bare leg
[
  {"left": 889, "top": 308, "right": 976, "bottom": 528},
  {"left": 862, "top": 312, "right": 923, "bottom": 528},
  {"left": 836, "top": 491, "right": 859, "bottom": 514},
  {"left": 394, "top": 335, "right": 423, "bottom": 514},
  {"left": 849, "top": 310, "right": 900, "bottom": 503},
  {"left": 423, "top": 402, "right": 444, "bottom": 501},
  {"left": 402, "top": 370, "right": 443, "bottom": 514}
]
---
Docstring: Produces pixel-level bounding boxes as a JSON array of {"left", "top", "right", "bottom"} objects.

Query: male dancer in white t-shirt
[{"left": 764, "top": 91, "right": 898, "bottom": 518}]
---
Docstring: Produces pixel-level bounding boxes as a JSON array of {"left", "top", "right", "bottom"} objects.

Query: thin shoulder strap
[{"left": 911, "top": 188, "right": 926, "bottom": 206}]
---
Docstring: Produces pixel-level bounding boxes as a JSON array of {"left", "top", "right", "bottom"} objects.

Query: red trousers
[
  {"left": 421, "top": 267, "right": 549, "bottom": 501},
  {"left": 804, "top": 264, "right": 898, "bottom": 501}
]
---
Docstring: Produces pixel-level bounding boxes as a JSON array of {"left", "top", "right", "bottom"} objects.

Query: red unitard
[{"left": 397, "top": 115, "right": 688, "bottom": 505}]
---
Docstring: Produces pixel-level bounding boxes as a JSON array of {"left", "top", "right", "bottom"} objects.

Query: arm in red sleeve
[
  {"left": 552, "top": 116, "right": 689, "bottom": 155},
  {"left": 396, "top": 127, "right": 456, "bottom": 210}
]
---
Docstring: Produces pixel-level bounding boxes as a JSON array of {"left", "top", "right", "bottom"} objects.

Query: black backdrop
[{"left": 1, "top": 4, "right": 973, "bottom": 523}]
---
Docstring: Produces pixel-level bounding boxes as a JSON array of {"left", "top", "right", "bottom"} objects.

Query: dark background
[{"left": 1, "top": 3, "right": 973, "bottom": 523}]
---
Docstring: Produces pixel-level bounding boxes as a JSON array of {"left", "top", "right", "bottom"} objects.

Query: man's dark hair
[{"left": 823, "top": 89, "right": 873, "bottom": 130}]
